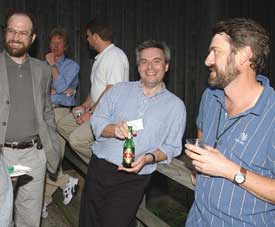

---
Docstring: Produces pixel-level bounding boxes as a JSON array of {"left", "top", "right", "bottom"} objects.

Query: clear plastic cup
[{"left": 186, "top": 138, "right": 205, "bottom": 148}]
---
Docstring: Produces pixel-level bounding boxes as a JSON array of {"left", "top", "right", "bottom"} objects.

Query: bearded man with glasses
[{"left": 0, "top": 10, "right": 60, "bottom": 227}]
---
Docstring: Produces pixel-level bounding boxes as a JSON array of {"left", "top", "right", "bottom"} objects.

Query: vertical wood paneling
[{"left": 0, "top": 0, "right": 274, "bottom": 139}]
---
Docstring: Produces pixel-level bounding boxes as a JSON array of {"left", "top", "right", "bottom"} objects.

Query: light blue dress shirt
[
  {"left": 50, "top": 55, "right": 79, "bottom": 107},
  {"left": 91, "top": 81, "right": 186, "bottom": 175}
]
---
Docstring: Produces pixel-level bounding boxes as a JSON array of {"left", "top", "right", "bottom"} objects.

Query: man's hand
[
  {"left": 185, "top": 144, "right": 233, "bottom": 179},
  {"left": 45, "top": 52, "right": 55, "bottom": 66},
  {"left": 51, "top": 88, "right": 56, "bottom": 94},
  {"left": 114, "top": 122, "right": 137, "bottom": 139},
  {"left": 114, "top": 122, "right": 129, "bottom": 139},
  {"left": 118, "top": 154, "right": 147, "bottom": 174},
  {"left": 64, "top": 88, "right": 75, "bottom": 96},
  {"left": 76, "top": 111, "right": 91, "bottom": 125}
]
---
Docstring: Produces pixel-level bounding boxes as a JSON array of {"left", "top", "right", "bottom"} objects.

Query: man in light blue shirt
[
  {"left": 185, "top": 18, "right": 275, "bottom": 226},
  {"left": 79, "top": 40, "right": 186, "bottom": 227},
  {"left": 42, "top": 28, "right": 79, "bottom": 218}
]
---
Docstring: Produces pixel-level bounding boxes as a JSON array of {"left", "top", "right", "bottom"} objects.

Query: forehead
[
  {"left": 209, "top": 33, "right": 231, "bottom": 51},
  {"left": 140, "top": 47, "right": 165, "bottom": 59},
  {"left": 86, "top": 30, "right": 92, "bottom": 36},
  {"left": 8, "top": 14, "right": 33, "bottom": 31},
  {"left": 51, "top": 35, "right": 65, "bottom": 43}
]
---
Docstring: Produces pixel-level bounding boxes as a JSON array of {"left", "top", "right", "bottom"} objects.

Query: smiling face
[
  {"left": 4, "top": 14, "right": 35, "bottom": 58},
  {"left": 205, "top": 33, "right": 240, "bottom": 89},
  {"left": 138, "top": 47, "right": 169, "bottom": 90}
]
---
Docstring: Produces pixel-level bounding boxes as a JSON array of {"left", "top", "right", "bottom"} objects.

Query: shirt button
[
  {"left": 2, "top": 122, "right": 6, "bottom": 126},
  {"left": 6, "top": 100, "right": 9, "bottom": 104}
]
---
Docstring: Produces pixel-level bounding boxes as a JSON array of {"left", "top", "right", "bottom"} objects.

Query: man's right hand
[
  {"left": 76, "top": 110, "right": 91, "bottom": 125},
  {"left": 45, "top": 52, "right": 55, "bottom": 66}
]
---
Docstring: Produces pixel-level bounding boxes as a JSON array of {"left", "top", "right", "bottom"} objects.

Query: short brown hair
[
  {"left": 213, "top": 18, "right": 270, "bottom": 73},
  {"left": 86, "top": 17, "right": 113, "bottom": 41}
]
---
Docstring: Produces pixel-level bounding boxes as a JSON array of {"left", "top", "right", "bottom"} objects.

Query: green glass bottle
[{"left": 122, "top": 126, "right": 135, "bottom": 168}]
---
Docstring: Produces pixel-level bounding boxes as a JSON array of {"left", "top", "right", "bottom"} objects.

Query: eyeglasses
[{"left": 5, "top": 28, "right": 32, "bottom": 39}]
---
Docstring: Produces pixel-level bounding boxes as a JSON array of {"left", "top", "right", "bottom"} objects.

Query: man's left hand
[{"left": 117, "top": 155, "right": 147, "bottom": 174}]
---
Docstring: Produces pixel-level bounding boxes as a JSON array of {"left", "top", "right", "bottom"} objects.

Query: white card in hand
[{"left": 127, "top": 118, "right": 144, "bottom": 131}]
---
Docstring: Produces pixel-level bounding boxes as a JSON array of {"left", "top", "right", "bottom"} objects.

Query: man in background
[
  {"left": 42, "top": 27, "right": 80, "bottom": 218},
  {"left": 0, "top": 10, "right": 60, "bottom": 227},
  {"left": 57, "top": 17, "right": 129, "bottom": 163}
]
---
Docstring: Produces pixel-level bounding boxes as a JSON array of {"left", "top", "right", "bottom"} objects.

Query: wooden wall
[{"left": 0, "top": 0, "right": 275, "bottom": 139}]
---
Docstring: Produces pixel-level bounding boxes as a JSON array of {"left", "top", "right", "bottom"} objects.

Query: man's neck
[
  {"left": 224, "top": 72, "right": 263, "bottom": 116},
  {"left": 141, "top": 82, "right": 163, "bottom": 97},
  {"left": 97, "top": 41, "right": 112, "bottom": 53},
  {"left": 7, "top": 53, "right": 28, "bottom": 65}
]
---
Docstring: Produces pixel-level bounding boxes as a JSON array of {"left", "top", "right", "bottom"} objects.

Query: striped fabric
[{"left": 186, "top": 75, "right": 275, "bottom": 227}]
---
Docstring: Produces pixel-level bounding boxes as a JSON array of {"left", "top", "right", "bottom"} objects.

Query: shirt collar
[
  {"left": 137, "top": 80, "right": 167, "bottom": 98},
  {"left": 95, "top": 43, "right": 114, "bottom": 60},
  {"left": 213, "top": 74, "right": 273, "bottom": 116},
  {"left": 4, "top": 50, "right": 30, "bottom": 66},
  {"left": 56, "top": 55, "right": 65, "bottom": 64}
]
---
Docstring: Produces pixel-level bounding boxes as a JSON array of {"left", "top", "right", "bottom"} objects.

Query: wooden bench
[{"left": 64, "top": 148, "right": 194, "bottom": 227}]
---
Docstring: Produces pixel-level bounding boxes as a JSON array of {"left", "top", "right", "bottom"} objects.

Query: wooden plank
[
  {"left": 64, "top": 147, "right": 88, "bottom": 174},
  {"left": 136, "top": 207, "right": 170, "bottom": 227},
  {"left": 157, "top": 158, "right": 194, "bottom": 191}
]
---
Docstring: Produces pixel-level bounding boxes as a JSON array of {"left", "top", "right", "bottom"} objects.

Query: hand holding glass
[{"left": 186, "top": 138, "right": 205, "bottom": 148}]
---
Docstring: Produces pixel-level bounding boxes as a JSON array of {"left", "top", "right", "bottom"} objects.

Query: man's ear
[
  {"left": 31, "top": 33, "right": 36, "bottom": 44},
  {"left": 238, "top": 46, "right": 252, "bottom": 65},
  {"left": 165, "top": 63, "right": 169, "bottom": 72}
]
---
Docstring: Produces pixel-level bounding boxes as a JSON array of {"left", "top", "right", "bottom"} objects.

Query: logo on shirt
[{"left": 235, "top": 132, "right": 248, "bottom": 145}]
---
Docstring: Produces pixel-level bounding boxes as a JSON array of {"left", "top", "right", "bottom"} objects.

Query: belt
[
  {"left": 52, "top": 104, "right": 71, "bottom": 108},
  {"left": 4, "top": 136, "right": 39, "bottom": 149}
]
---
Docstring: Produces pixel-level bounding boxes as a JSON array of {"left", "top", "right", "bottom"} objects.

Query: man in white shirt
[{"left": 57, "top": 17, "right": 129, "bottom": 165}]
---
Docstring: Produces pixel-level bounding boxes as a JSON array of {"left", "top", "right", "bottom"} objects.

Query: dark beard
[
  {"left": 208, "top": 55, "right": 239, "bottom": 89},
  {"left": 4, "top": 41, "right": 31, "bottom": 57}
]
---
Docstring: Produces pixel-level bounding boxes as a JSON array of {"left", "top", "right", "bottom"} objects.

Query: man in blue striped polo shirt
[{"left": 185, "top": 18, "right": 275, "bottom": 226}]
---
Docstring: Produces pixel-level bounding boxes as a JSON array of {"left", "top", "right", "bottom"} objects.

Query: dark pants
[{"left": 79, "top": 155, "right": 151, "bottom": 227}]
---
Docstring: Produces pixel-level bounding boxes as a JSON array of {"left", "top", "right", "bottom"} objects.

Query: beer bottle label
[{"left": 123, "top": 148, "right": 134, "bottom": 164}]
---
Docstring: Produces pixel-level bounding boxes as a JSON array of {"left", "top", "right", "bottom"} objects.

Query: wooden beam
[{"left": 157, "top": 158, "right": 194, "bottom": 191}]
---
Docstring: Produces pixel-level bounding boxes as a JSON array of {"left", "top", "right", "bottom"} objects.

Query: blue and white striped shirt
[
  {"left": 186, "top": 75, "right": 275, "bottom": 226},
  {"left": 91, "top": 81, "right": 186, "bottom": 175}
]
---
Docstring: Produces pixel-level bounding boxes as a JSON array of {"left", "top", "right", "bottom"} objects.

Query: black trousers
[{"left": 79, "top": 155, "right": 151, "bottom": 227}]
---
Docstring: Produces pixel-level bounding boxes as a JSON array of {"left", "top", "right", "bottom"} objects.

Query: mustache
[
  {"left": 208, "top": 65, "right": 217, "bottom": 72},
  {"left": 8, "top": 40, "right": 24, "bottom": 45}
]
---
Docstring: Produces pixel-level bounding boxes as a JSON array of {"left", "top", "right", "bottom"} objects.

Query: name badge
[{"left": 127, "top": 118, "right": 144, "bottom": 131}]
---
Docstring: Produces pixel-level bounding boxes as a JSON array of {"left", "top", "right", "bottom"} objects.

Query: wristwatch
[{"left": 234, "top": 167, "right": 247, "bottom": 184}]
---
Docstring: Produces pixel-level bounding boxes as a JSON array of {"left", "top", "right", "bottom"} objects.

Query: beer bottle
[{"left": 122, "top": 126, "right": 135, "bottom": 168}]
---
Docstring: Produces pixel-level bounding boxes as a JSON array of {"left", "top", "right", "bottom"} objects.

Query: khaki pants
[
  {"left": 0, "top": 153, "right": 13, "bottom": 227},
  {"left": 57, "top": 112, "right": 93, "bottom": 164},
  {"left": 3, "top": 146, "right": 47, "bottom": 227},
  {"left": 44, "top": 107, "right": 71, "bottom": 205}
]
